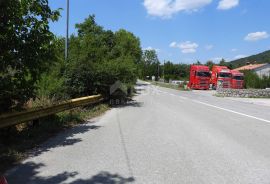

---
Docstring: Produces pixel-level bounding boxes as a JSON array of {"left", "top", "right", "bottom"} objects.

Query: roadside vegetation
[
  {"left": 151, "top": 81, "right": 190, "bottom": 91},
  {"left": 0, "top": 0, "right": 138, "bottom": 172},
  {"left": 242, "top": 70, "right": 270, "bottom": 89},
  {"left": 0, "top": 0, "right": 270, "bottom": 173},
  {"left": 1, "top": 0, "right": 268, "bottom": 117}
]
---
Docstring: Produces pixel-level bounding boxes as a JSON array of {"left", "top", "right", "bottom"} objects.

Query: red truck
[
  {"left": 210, "top": 65, "right": 232, "bottom": 89},
  {"left": 231, "top": 70, "right": 244, "bottom": 89},
  {"left": 188, "top": 65, "right": 211, "bottom": 90}
]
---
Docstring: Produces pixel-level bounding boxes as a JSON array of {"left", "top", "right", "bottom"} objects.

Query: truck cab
[
  {"left": 231, "top": 70, "right": 244, "bottom": 89},
  {"left": 188, "top": 65, "right": 211, "bottom": 90},
  {"left": 211, "top": 66, "right": 232, "bottom": 89}
]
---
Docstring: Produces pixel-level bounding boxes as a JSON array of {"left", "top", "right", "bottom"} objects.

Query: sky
[{"left": 49, "top": 0, "right": 270, "bottom": 64}]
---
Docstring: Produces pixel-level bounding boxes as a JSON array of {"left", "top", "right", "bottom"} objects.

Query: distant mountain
[{"left": 230, "top": 50, "right": 270, "bottom": 68}]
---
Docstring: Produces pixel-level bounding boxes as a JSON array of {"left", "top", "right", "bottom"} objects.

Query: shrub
[
  {"left": 0, "top": 0, "right": 60, "bottom": 112},
  {"left": 243, "top": 70, "right": 270, "bottom": 89}
]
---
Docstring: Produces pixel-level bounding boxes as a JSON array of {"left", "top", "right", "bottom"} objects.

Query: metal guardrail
[{"left": 0, "top": 95, "right": 104, "bottom": 129}]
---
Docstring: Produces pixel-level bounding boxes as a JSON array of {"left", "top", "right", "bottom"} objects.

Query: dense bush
[
  {"left": 0, "top": 0, "right": 60, "bottom": 112},
  {"left": 243, "top": 70, "right": 270, "bottom": 89},
  {"left": 63, "top": 15, "right": 142, "bottom": 98}
]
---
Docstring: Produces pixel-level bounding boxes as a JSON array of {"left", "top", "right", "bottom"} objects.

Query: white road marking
[
  {"left": 193, "top": 100, "right": 270, "bottom": 123},
  {"left": 158, "top": 88, "right": 270, "bottom": 123},
  {"left": 151, "top": 84, "right": 270, "bottom": 123}
]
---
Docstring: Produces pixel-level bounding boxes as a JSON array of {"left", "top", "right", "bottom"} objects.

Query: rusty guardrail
[{"left": 0, "top": 95, "right": 103, "bottom": 129}]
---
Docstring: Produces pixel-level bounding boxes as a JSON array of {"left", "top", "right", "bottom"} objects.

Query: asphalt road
[{"left": 6, "top": 81, "right": 270, "bottom": 184}]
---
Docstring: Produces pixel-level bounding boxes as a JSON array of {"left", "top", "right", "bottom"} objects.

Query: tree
[
  {"left": 218, "top": 58, "right": 233, "bottom": 69},
  {"left": 205, "top": 60, "right": 214, "bottom": 70},
  {"left": 65, "top": 15, "right": 141, "bottom": 98},
  {"left": 36, "top": 37, "right": 67, "bottom": 100},
  {"left": 161, "top": 62, "right": 189, "bottom": 81},
  {"left": 242, "top": 70, "right": 270, "bottom": 89},
  {"left": 219, "top": 58, "right": 226, "bottom": 66},
  {"left": 141, "top": 50, "right": 160, "bottom": 79},
  {"left": 243, "top": 70, "right": 261, "bottom": 89},
  {"left": 0, "top": 0, "right": 60, "bottom": 112},
  {"left": 112, "top": 29, "right": 142, "bottom": 64}
]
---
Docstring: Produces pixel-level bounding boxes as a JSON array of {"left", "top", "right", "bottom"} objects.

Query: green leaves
[
  {"left": 64, "top": 15, "right": 141, "bottom": 98},
  {"left": 0, "top": 0, "right": 60, "bottom": 112},
  {"left": 140, "top": 50, "right": 160, "bottom": 79},
  {"left": 243, "top": 70, "right": 270, "bottom": 89}
]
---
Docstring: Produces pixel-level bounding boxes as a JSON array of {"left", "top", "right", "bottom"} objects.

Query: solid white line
[
  {"left": 154, "top": 87, "right": 270, "bottom": 123},
  {"left": 192, "top": 100, "right": 270, "bottom": 123}
]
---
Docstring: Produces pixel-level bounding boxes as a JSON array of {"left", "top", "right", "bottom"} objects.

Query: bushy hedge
[
  {"left": 0, "top": 0, "right": 60, "bottom": 112},
  {"left": 243, "top": 70, "right": 270, "bottom": 89},
  {"left": 1, "top": 10, "right": 142, "bottom": 113},
  {"left": 36, "top": 15, "right": 142, "bottom": 102}
]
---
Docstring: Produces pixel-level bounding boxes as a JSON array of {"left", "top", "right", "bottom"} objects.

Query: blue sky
[{"left": 49, "top": 0, "right": 270, "bottom": 64}]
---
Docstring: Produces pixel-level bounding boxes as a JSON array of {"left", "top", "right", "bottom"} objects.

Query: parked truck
[
  {"left": 188, "top": 65, "right": 211, "bottom": 90},
  {"left": 210, "top": 65, "right": 232, "bottom": 89},
  {"left": 231, "top": 70, "right": 244, "bottom": 89}
]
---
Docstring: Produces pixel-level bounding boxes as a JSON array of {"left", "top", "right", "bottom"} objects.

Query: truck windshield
[
  {"left": 219, "top": 73, "right": 231, "bottom": 78},
  {"left": 233, "top": 76, "right": 244, "bottom": 80},
  {"left": 196, "top": 71, "right": 210, "bottom": 77}
]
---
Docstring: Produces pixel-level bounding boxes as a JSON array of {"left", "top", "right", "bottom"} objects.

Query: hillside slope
[{"left": 230, "top": 50, "right": 270, "bottom": 68}]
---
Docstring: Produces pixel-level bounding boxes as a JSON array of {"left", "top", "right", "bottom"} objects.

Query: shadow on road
[
  {"left": 70, "top": 172, "right": 135, "bottom": 184},
  {"left": 111, "top": 100, "right": 144, "bottom": 109},
  {"left": 6, "top": 161, "right": 134, "bottom": 184},
  {"left": 29, "top": 124, "right": 101, "bottom": 157},
  {"left": 6, "top": 161, "right": 78, "bottom": 184},
  {"left": 136, "top": 82, "right": 149, "bottom": 87}
]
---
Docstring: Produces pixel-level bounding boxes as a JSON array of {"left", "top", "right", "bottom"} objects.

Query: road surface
[{"left": 6, "top": 81, "right": 270, "bottom": 184}]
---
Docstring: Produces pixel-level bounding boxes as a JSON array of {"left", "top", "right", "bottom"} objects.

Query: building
[{"left": 234, "top": 63, "right": 270, "bottom": 78}]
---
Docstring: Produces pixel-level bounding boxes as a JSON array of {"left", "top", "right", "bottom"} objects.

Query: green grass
[
  {"left": 151, "top": 81, "right": 190, "bottom": 91},
  {"left": 0, "top": 103, "right": 109, "bottom": 173}
]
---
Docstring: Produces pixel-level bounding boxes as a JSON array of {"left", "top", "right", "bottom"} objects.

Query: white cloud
[
  {"left": 170, "top": 41, "right": 199, "bottom": 53},
  {"left": 143, "top": 46, "right": 161, "bottom": 52},
  {"left": 234, "top": 54, "right": 247, "bottom": 59},
  {"left": 244, "top": 31, "right": 269, "bottom": 41},
  {"left": 231, "top": 48, "right": 237, "bottom": 52},
  {"left": 143, "top": 0, "right": 212, "bottom": 18},
  {"left": 217, "top": 0, "right": 239, "bottom": 10},
  {"left": 205, "top": 44, "right": 213, "bottom": 50},
  {"left": 169, "top": 42, "right": 177, "bottom": 48}
]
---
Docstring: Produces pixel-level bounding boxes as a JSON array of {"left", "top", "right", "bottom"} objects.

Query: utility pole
[
  {"left": 157, "top": 62, "right": 160, "bottom": 80},
  {"left": 65, "top": 0, "right": 70, "bottom": 60},
  {"left": 163, "top": 60, "right": 165, "bottom": 82}
]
